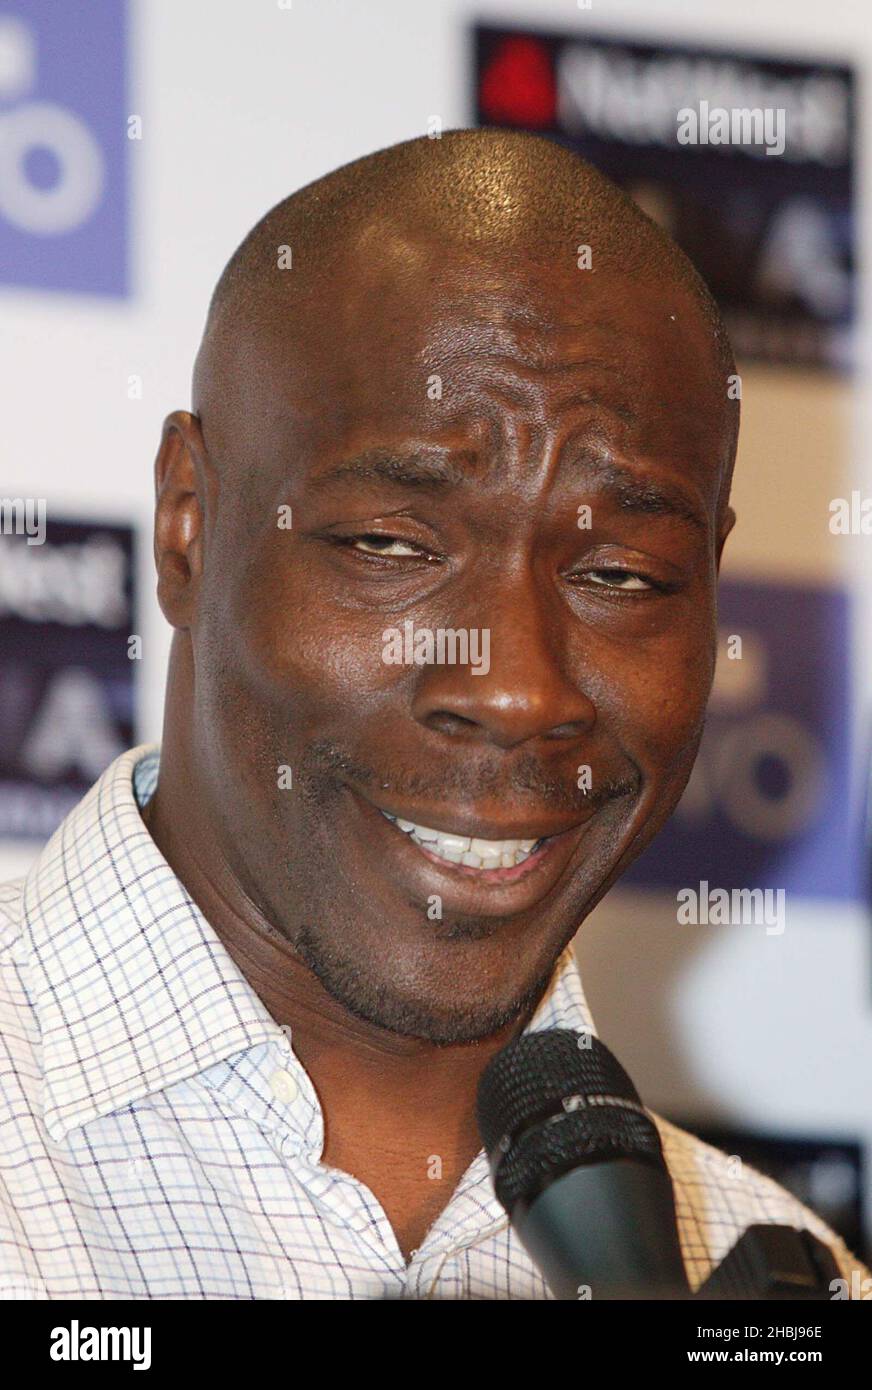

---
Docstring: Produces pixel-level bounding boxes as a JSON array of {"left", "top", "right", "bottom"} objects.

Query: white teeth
[
  {"left": 435, "top": 833, "right": 471, "bottom": 854},
  {"left": 380, "top": 811, "right": 544, "bottom": 869},
  {"left": 411, "top": 824, "right": 439, "bottom": 842},
  {"left": 472, "top": 836, "right": 526, "bottom": 855}
]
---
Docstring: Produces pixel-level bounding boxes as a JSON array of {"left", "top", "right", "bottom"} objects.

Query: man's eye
[
  {"left": 345, "top": 534, "right": 429, "bottom": 558},
  {"left": 585, "top": 569, "right": 653, "bottom": 591}
]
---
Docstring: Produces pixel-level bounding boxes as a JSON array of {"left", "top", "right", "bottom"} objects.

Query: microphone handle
[{"left": 512, "top": 1156, "right": 690, "bottom": 1301}]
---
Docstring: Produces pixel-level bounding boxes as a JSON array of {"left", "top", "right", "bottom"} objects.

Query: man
[{"left": 1, "top": 129, "right": 867, "bottom": 1300}]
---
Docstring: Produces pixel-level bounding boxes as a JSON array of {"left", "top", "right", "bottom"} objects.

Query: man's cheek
[
  {"left": 610, "top": 660, "right": 709, "bottom": 763},
  {"left": 236, "top": 618, "right": 408, "bottom": 736}
]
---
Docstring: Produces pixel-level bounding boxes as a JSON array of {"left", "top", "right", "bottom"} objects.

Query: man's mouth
[
  {"left": 343, "top": 786, "right": 608, "bottom": 916},
  {"left": 379, "top": 810, "right": 544, "bottom": 871}
]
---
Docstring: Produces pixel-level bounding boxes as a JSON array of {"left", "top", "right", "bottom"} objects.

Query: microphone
[{"left": 476, "top": 1028, "right": 690, "bottom": 1300}]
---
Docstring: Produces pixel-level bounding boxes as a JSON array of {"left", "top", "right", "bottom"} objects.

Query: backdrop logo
[
  {"left": 479, "top": 36, "right": 555, "bottom": 128},
  {"left": 474, "top": 24, "right": 855, "bottom": 370},
  {"left": 623, "top": 579, "right": 861, "bottom": 901},
  {"left": 0, "top": 1, "right": 128, "bottom": 294},
  {"left": 0, "top": 518, "right": 135, "bottom": 839}
]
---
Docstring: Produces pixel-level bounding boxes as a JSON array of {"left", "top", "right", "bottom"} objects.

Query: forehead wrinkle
[
  {"left": 465, "top": 375, "right": 640, "bottom": 443},
  {"left": 434, "top": 345, "right": 642, "bottom": 436},
  {"left": 468, "top": 418, "right": 711, "bottom": 529}
]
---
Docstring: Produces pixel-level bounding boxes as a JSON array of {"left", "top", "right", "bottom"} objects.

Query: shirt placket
[{"left": 212, "top": 1032, "right": 412, "bottom": 1289}]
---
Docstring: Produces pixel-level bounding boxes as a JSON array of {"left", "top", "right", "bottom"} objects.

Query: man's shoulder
[
  {"left": 654, "top": 1110, "right": 805, "bottom": 1215},
  {"left": 652, "top": 1111, "right": 871, "bottom": 1293}
]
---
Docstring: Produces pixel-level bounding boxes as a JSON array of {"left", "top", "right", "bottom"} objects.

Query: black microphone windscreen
[{"left": 476, "top": 1028, "right": 666, "bottom": 1212}]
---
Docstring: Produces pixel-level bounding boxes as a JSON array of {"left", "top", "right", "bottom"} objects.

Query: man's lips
[{"left": 345, "top": 788, "right": 599, "bottom": 917}]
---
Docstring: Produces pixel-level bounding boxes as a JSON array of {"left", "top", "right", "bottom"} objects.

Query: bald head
[
  {"left": 193, "top": 129, "right": 737, "bottom": 502},
  {"left": 203, "top": 128, "right": 729, "bottom": 321}
]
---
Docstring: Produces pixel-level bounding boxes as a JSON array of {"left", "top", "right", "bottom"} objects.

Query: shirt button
[{"left": 270, "top": 1068, "right": 299, "bottom": 1105}]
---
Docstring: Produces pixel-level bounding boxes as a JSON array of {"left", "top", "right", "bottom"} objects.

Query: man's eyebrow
[
  {"left": 309, "top": 451, "right": 470, "bottom": 492},
  {"left": 309, "top": 447, "right": 708, "bottom": 532},
  {"left": 577, "top": 456, "right": 708, "bottom": 534}
]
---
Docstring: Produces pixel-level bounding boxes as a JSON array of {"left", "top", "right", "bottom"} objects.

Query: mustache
[{"left": 301, "top": 739, "right": 641, "bottom": 813}]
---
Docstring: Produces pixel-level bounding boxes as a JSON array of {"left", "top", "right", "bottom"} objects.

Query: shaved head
[{"left": 193, "top": 128, "right": 738, "bottom": 512}]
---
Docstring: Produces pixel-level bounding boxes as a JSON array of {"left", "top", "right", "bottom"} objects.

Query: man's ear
[
  {"left": 715, "top": 504, "right": 736, "bottom": 574},
  {"left": 152, "top": 410, "right": 216, "bottom": 629}
]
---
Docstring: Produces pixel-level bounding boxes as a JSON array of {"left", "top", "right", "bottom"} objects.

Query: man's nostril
[{"left": 424, "top": 710, "right": 481, "bottom": 737}]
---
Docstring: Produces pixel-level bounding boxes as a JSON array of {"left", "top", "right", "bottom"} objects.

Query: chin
[
  {"left": 299, "top": 926, "right": 554, "bottom": 1044},
  {"left": 355, "top": 993, "right": 533, "bottom": 1047}
]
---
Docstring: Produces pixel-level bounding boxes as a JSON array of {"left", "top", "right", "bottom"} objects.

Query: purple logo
[
  {"left": 0, "top": 1, "right": 128, "bottom": 295},
  {"left": 625, "top": 578, "right": 862, "bottom": 901}
]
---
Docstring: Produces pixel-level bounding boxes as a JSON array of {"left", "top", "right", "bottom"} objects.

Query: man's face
[{"left": 185, "top": 229, "right": 735, "bottom": 1043}]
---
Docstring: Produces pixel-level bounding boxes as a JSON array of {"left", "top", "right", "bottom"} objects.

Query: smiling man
[{"left": 0, "top": 129, "right": 867, "bottom": 1300}]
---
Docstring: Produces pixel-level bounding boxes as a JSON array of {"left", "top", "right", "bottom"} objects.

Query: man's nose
[{"left": 410, "top": 586, "right": 596, "bottom": 750}]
